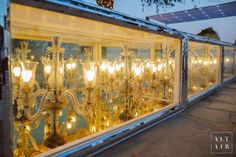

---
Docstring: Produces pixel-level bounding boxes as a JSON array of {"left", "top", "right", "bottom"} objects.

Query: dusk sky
[
  {"left": 1, "top": 0, "right": 235, "bottom": 43},
  {"left": 85, "top": 0, "right": 236, "bottom": 43}
]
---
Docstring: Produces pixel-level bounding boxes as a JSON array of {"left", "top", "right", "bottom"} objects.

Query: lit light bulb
[
  {"left": 59, "top": 110, "right": 63, "bottom": 116},
  {"left": 213, "top": 59, "right": 217, "bottom": 64},
  {"left": 71, "top": 116, "right": 76, "bottom": 123},
  {"left": 157, "top": 64, "right": 162, "bottom": 71},
  {"left": 151, "top": 65, "right": 157, "bottom": 73},
  {"left": 191, "top": 59, "right": 195, "bottom": 64},
  {"left": 100, "top": 62, "right": 107, "bottom": 72},
  {"left": 86, "top": 70, "right": 95, "bottom": 81},
  {"left": 198, "top": 59, "right": 202, "bottom": 64},
  {"left": 106, "top": 121, "right": 110, "bottom": 127},
  {"left": 67, "top": 123, "right": 72, "bottom": 129},
  {"left": 146, "top": 62, "right": 151, "bottom": 68},
  {"left": 25, "top": 125, "right": 31, "bottom": 131},
  {"left": 141, "top": 64, "right": 145, "bottom": 72},
  {"left": 45, "top": 65, "right": 51, "bottom": 74},
  {"left": 13, "top": 67, "right": 21, "bottom": 77},
  {"left": 134, "top": 67, "right": 141, "bottom": 76},
  {"left": 168, "top": 60, "right": 172, "bottom": 64},
  {"left": 115, "top": 64, "right": 121, "bottom": 71},
  {"left": 71, "top": 63, "right": 76, "bottom": 68},
  {"left": 22, "top": 70, "right": 32, "bottom": 83},
  {"left": 226, "top": 58, "right": 230, "bottom": 62},
  {"left": 91, "top": 126, "right": 96, "bottom": 132},
  {"left": 59, "top": 67, "right": 64, "bottom": 74},
  {"left": 121, "top": 63, "right": 125, "bottom": 68},
  {"left": 66, "top": 63, "right": 72, "bottom": 70},
  {"left": 108, "top": 65, "right": 115, "bottom": 75},
  {"left": 203, "top": 61, "right": 208, "bottom": 65}
]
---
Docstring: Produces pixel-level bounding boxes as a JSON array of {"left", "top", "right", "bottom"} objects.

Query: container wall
[
  {"left": 223, "top": 46, "right": 235, "bottom": 81},
  {"left": 10, "top": 3, "right": 181, "bottom": 156},
  {"left": 187, "top": 41, "right": 221, "bottom": 98}
]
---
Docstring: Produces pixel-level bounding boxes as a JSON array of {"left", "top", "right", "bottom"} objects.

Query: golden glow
[
  {"left": 108, "top": 65, "right": 115, "bottom": 75},
  {"left": 86, "top": 69, "right": 96, "bottom": 81},
  {"left": 213, "top": 59, "right": 217, "bottom": 64},
  {"left": 100, "top": 62, "right": 107, "bottom": 71},
  {"left": 188, "top": 42, "right": 220, "bottom": 97},
  {"left": 115, "top": 64, "right": 121, "bottom": 71},
  {"left": 66, "top": 63, "right": 76, "bottom": 70},
  {"left": 59, "top": 67, "right": 64, "bottom": 74},
  {"left": 146, "top": 62, "right": 151, "bottom": 68},
  {"left": 71, "top": 116, "right": 76, "bottom": 123},
  {"left": 151, "top": 64, "right": 157, "bottom": 73},
  {"left": 10, "top": 4, "right": 181, "bottom": 156},
  {"left": 134, "top": 67, "right": 141, "bottom": 76},
  {"left": 13, "top": 67, "right": 21, "bottom": 77},
  {"left": 198, "top": 59, "right": 202, "bottom": 64},
  {"left": 45, "top": 65, "right": 52, "bottom": 74},
  {"left": 21, "top": 70, "right": 32, "bottom": 83},
  {"left": 67, "top": 123, "right": 72, "bottom": 129}
]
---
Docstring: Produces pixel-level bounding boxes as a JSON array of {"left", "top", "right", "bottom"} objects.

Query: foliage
[
  {"left": 141, "top": 0, "right": 192, "bottom": 13},
  {"left": 197, "top": 27, "right": 220, "bottom": 40}
]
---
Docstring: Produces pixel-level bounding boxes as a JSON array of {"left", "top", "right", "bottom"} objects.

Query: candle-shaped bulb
[
  {"left": 13, "top": 67, "right": 21, "bottom": 77},
  {"left": 86, "top": 70, "right": 95, "bottom": 82},
  {"left": 108, "top": 65, "right": 115, "bottom": 75},
  {"left": 134, "top": 67, "right": 141, "bottom": 76},
  {"left": 22, "top": 70, "right": 32, "bottom": 83},
  {"left": 45, "top": 65, "right": 52, "bottom": 74},
  {"left": 100, "top": 62, "right": 107, "bottom": 72}
]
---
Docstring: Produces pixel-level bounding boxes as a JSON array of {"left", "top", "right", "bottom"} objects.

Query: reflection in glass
[
  {"left": 188, "top": 42, "right": 220, "bottom": 97},
  {"left": 223, "top": 47, "right": 235, "bottom": 80},
  {"left": 10, "top": 4, "right": 180, "bottom": 156}
]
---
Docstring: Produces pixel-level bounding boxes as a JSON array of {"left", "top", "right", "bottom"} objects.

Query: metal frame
[{"left": 0, "top": 0, "right": 235, "bottom": 156}]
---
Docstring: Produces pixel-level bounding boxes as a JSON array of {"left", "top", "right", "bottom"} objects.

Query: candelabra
[
  {"left": 11, "top": 37, "right": 176, "bottom": 156},
  {"left": 188, "top": 47, "right": 218, "bottom": 95},
  {"left": 12, "top": 37, "right": 90, "bottom": 157}
]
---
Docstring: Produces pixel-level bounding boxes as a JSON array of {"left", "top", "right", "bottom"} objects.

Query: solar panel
[{"left": 148, "top": 1, "right": 236, "bottom": 24}]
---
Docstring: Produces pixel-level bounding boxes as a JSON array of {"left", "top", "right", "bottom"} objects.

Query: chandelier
[
  {"left": 96, "top": 0, "right": 114, "bottom": 9},
  {"left": 11, "top": 37, "right": 175, "bottom": 156}
]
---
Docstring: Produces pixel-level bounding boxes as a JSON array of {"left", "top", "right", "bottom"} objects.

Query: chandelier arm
[
  {"left": 30, "top": 114, "right": 51, "bottom": 130},
  {"left": 61, "top": 89, "right": 88, "bottom": 116},
  {"left": 19, "top": 134, "right": 39, "bottom": 151},
  {"left": 25, "top": 89, "right": 51, "bottom": 121}
]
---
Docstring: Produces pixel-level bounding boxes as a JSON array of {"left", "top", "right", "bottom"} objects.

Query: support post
[{"left": 180, "top": 36, "right": 188, "bottom": 106}]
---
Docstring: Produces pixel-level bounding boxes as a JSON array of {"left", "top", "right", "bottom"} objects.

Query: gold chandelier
[
  {"left": 11, "top": 37, "right": 175, "bottom": 156},
  {"left": 96, "top": 0, "right": 114, "bottom": 9}
]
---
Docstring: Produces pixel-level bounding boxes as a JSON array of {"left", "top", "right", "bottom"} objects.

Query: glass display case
[
  {"left": 223, "top": 47, "right": 235, "bottom": 81},
  {"left": 188, "top": 41, "right": 221, "bottom": 97},
  {"left": 10, "top": 3, "right": 181, "bottom": 156}
]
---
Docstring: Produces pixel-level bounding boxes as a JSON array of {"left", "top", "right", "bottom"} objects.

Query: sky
[
  {"left": 85, "top": 0, "right": 236, "bottom": 43},
  {"left": 0, "top": 0, "right": 235, "bottom": 43}
]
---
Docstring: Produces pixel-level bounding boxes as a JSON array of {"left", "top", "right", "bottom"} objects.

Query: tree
[
  {"left": 141, "top": 0, "right": 186, "bottom": 13},
  {"left": 197, "top": 27, "right": 220, "bottom": 40}
]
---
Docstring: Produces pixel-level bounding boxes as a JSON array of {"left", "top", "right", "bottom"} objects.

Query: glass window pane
[
  {"left": 10, "top": 3, "right": 181, "bottom": 155},
  {"left": 223, "top": 47, "right": 235, "bottom": 80},
  {"left": 188, "top": 42, "right": 220, "bottom": 97}
]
